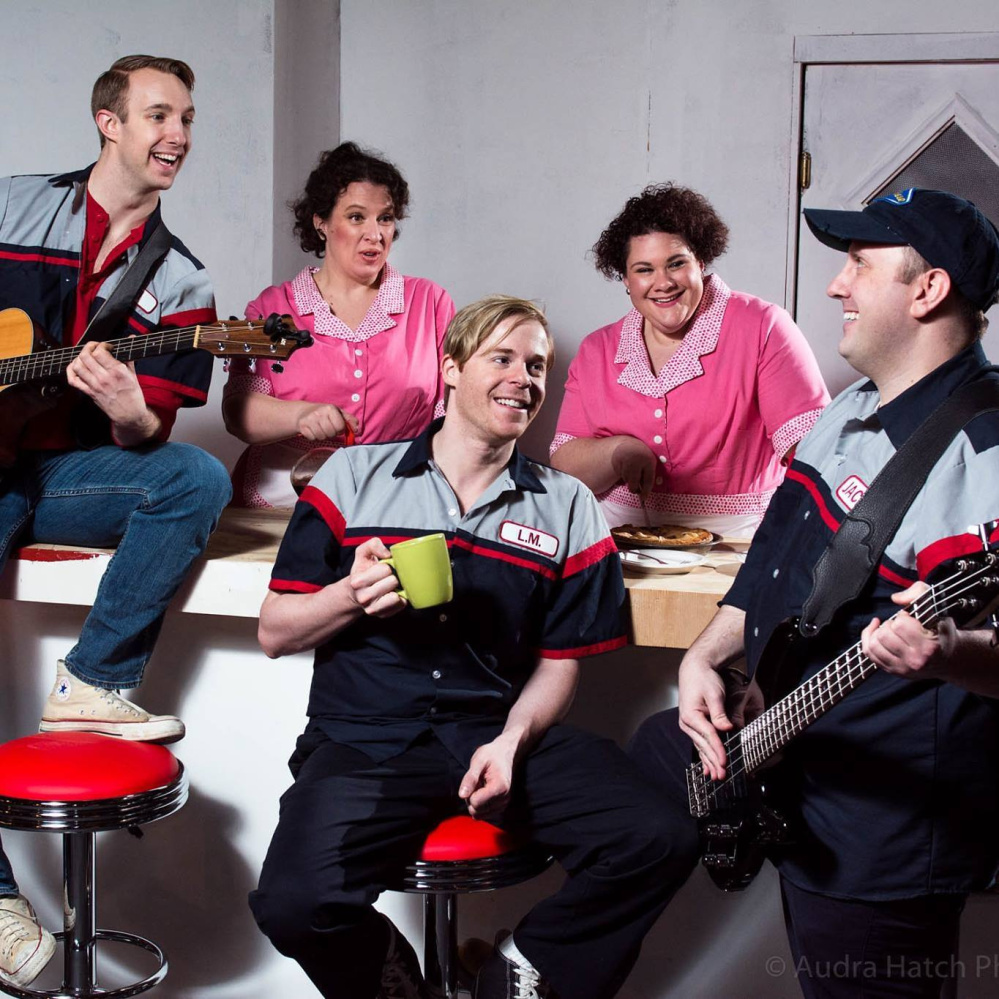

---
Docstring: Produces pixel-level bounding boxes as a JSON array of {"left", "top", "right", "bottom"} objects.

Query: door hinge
[{"left": 799, "top": 150, "right": 812, "bottom": 192}]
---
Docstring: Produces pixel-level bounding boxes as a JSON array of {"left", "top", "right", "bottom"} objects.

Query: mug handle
[{"left": 378, "top": 556, "right": 408, "bottom": 603}]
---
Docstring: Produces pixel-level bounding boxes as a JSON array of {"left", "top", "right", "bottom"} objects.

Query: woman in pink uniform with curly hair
[
  {"left": 223, "top": 142, "right": 454, "bottom": 508},
  {"left": 551, "top": 183, "right": 829, "bottom": 536}
]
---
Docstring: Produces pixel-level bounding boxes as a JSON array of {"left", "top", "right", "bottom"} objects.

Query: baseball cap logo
[{"left": 874, "top": 188, "right": 915, "bottom": 206}]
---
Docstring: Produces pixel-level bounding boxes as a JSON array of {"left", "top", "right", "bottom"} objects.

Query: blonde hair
[{"left": 443, "top": 295, "right": 554, "bottom": 370}]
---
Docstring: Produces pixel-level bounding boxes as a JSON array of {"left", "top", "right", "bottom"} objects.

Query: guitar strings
[
  {"left": 0, "top": 320, "right": 273, "bottom": 385},
  {"left": 731, "top": 569, "right": 978, "bottom": 778},
  {"left": 708, "top": 567, "right": 986, "bottom": 792},
  {"left": 696, "top": 562, "right": 995, "bottom": 803}
]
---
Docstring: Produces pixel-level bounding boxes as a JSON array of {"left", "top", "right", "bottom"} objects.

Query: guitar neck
[
  {"left": 0, "top": 328, "right": 201, "bottom": 387},
  {"left": 735, "top": 586, "right": 946, "bottom": 774}
]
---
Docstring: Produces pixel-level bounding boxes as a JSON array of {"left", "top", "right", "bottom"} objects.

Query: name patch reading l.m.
[
  {"left": 835, "top": 474, "right": 868, "bottom": 511},
  {"left": 499, "top": 520, "right": 559, "bottom": 558}
]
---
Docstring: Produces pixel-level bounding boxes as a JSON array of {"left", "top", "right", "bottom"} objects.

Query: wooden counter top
[
  {"left": 624, "top": 545, "right": 745, "bottom": 648},
  {"left": 2, "top": 509, "right": 743, "bottom": 647}
]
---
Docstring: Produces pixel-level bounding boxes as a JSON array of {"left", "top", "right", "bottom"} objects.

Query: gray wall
[{"left": 341, "top": 0, "right": 999, "bottom": 456}]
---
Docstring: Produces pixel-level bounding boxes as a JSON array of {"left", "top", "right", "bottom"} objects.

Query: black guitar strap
[
  {"left": 78, "top": 220, "right": 172, "bottom": 345},
  {"left": 72, "top": 220, "right": 172, "bottom": 449},
  {"left": 799, "top": 376, "right": 999, "bottom": 637}
]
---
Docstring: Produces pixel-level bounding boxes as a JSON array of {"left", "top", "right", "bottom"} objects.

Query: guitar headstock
[
  {"left": 194, "top": 314, "right": 314, "bottom": 360},
  {"left": 925, "top": 547, "right": 999, "bottom": 630}
]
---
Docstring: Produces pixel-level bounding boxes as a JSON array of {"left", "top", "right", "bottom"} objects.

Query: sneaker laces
[
  {"left": 96, "top": 688, "right": 146, "bottom": 718},
  {"left": 0, "top": 903, "right": 37, "bottom": 968},
  {"left": 510, "top": 962, "right": 544, "bottom": 999}
]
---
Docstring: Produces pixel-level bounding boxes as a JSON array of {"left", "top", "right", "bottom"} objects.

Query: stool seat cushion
[
  {"left": 420, "top": 815, "right": 525, "bottom": 862},
  {"left": 0, "top": 733, "right": 180, "bottom": 801}
]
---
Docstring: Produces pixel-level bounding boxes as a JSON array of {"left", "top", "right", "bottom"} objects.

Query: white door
[{"left": 795, "top": 62, "right": 999, "bottom": 395}]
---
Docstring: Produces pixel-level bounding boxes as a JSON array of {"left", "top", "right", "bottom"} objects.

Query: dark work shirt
[
  {"left": 725, "top": 344, "right": 999, "bottom": 899},
  {"left": 269, "top": 421, "right": 627, "bottom": 764}
]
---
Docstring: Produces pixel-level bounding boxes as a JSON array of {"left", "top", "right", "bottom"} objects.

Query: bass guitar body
[
  {"left": 689, "top": 629, "right": 798, "bottom": 891},
  {"left": 0, "top": 309, "right": 63, "bottom": 468}
]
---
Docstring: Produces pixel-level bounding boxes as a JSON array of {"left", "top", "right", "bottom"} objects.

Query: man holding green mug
[{"left": 251, "top": 296, "right": 690, "bottom": 999}]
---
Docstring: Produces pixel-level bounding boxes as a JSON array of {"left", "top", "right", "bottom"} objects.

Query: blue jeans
[{"left": 0, "top": 441, "right": 231, "bottom": 895}]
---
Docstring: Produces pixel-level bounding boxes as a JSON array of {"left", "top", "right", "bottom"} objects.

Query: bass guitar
[
  {"left": 686, "top": 546, "right": 999, "bottom": 891},
  {"left": 0, "top": 307, "right": 313, "bottom": 467}
]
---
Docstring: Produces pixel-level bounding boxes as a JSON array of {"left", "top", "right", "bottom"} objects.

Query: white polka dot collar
[
  {"left": 290, "top": 263, "right": 406, "bottom": 342},
  {"left": 613, "top": 272, "right": 732, "bottom": 398}
]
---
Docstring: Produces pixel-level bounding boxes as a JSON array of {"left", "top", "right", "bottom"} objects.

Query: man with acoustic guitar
[
  {"left": 0, "top": 55, "right": 231, "bottom": 987},
  {"left": 632, "top": 189, "right": 999, "bottom": 998}
]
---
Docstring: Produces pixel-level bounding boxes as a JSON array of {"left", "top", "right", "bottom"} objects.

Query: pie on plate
[{"left": 611, "top": 523, "right": 715, "bottom": 549}]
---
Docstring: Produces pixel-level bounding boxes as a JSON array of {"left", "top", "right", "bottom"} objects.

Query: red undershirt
[{"left": 23, "top": 190, "right": 170, "bottom": 450}]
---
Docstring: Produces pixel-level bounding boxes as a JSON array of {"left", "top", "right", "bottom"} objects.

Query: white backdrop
[{"left": 3, "top": 2, "right": 999, "bottom": 996}]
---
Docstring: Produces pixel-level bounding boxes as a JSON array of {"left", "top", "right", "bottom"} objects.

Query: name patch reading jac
[
  {"left": 835, "top": 474, "right": 868, "bottom": 511},
  {"left": 499, "top": 520, "right": 560, "bottom": 558}
]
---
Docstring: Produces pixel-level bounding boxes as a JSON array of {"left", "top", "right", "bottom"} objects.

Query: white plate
[{"left": 619, "top": 549, "right": 706, "bottom": 575}]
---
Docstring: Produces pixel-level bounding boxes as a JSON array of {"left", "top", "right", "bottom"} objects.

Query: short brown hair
[
  {"left": 897, "top": 245, "right": 988, "bottom": 341},
  {"left": 91, "top": 55, "right": 195, "bottom": 147},
  {"left": 444, "top": 295, "right": 554, "bottom": 371}
]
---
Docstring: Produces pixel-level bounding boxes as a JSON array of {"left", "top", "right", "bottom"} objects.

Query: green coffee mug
[{"left": 382, "top": 533, "right": 453, "bottom": 609}]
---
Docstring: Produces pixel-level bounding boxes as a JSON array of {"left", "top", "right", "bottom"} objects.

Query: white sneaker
[
  {"left": 0, "top": 894, "right": 56, "bottom": 988},
  {"left": 39, "top": 661, "right": 185, "bottom": 744}
]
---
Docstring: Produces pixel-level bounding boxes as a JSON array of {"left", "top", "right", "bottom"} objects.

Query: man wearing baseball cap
[{"left": 632, "top": 188, "right": 999, "bottom": 997}]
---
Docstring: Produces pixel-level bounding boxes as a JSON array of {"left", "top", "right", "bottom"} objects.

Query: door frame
[{"left": 784, "top": 32, "right": 999, "bottom": 316}]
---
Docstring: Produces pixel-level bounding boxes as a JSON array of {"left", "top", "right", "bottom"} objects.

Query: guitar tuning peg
[{"left": 272, "top": 362, "right": 284, "bottom": 374}]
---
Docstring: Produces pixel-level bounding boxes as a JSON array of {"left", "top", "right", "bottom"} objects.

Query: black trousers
[
  {"left": 781, "top": 879, "right": 966, "bottom": 999},
  {"left": 249, "top": 724, "right": 699, "bottom": 999},
  {"left": 630, "top": 708, "right": 969, "bottom": 999}
]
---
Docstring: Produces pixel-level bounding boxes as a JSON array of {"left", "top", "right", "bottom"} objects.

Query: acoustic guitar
[
  {"left": 686, "top": 544, "right": 999, "bottom": 891},
  {"left": 0, "top": 307, "right": 313, "bottom": 467}
]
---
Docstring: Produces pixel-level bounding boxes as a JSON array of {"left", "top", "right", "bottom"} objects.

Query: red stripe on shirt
[
  {"left": 162, "top": 307, "right": 218, "bottom": 328},
  {"left": 916, "top": 532, "right": 993, "bottom": 581},
  {"left": 539, "top": 635, "right": 628, "bottom": 659},
  {"left": 300, "top": 487, "right": 346, "bottom": 542},
  {"left": 786, "top": 467, "right": 841, "bottom": 531},
  {"left": 269, "top": 578, "right": 324, "bottom": 594},
  {"left": 878, "top": 563, "right": 914, "bottom": 587},
  {"left": 563, "top": 536, "right": 618, "bottom": 578},
  {"left": 343, "top": 534, "right": 417, "bottom": 548},
  {"left": 450, "top": 535, "right": 558, "bottom": 579},
  {"left": 789, "top": 469, "right": 916, "bottom": 585},
  {"left": 0, "top": 249, "right": 80, "bottom": 267},
  {"left": 136, "top": 373, "right": 208, "bottom": 403},
  {"left": 128, "top": 315, "right": 154, "bottom": 335}
]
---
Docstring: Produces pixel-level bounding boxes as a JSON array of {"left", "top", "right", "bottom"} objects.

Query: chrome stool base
[
  {"left": 397, "top": 839, "right": 553, "bottom": 999},
  {"left": 0, "top": 930, "right": 166, "bottom": 999},
  {"left": 0, "top": 749, "right": 186, "bottom": 999}
]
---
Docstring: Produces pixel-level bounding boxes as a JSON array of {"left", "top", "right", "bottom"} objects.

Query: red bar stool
[
  {"left": 392, "top": 815, "right": 553, "bottom": 999},
  {"left": 0, "top": 733, "right": 187, "bottom": 998}
]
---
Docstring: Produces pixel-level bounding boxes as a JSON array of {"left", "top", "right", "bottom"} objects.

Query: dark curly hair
[
  {"left": 292, "top": 142, "right": 410, "bottom": 257},
  {"left": 592, "top": 183, "right": 730, "bottom": 279}
]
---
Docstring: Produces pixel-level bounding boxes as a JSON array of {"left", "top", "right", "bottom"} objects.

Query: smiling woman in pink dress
[
  {"left": 551, "top": 183, "right": 829, "bottom": 536},
  {"left": 223, "top": 142, "right": 454, "bottom": 507}
]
